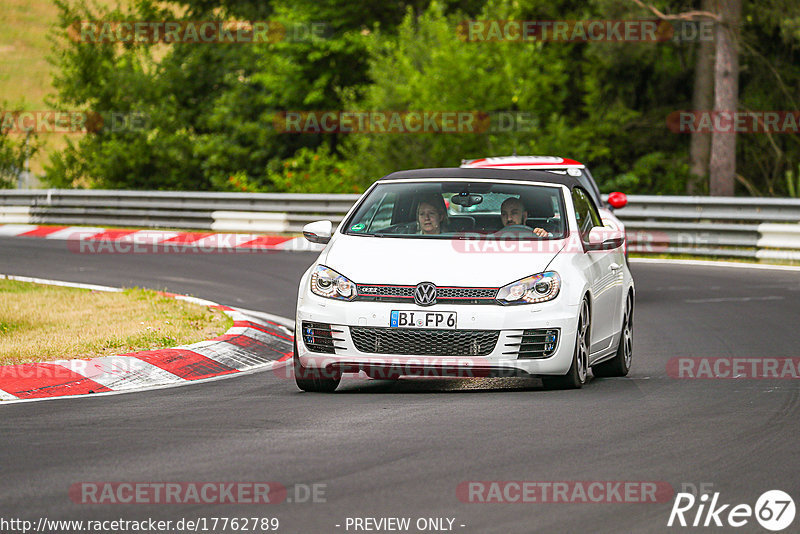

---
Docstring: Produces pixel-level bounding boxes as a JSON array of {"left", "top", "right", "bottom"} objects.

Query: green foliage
[
  {"left": 267, "top": 145, "right": 364, "bottom": 193},
  {"left": 0, "top": 108, "right": 38, "bottom": 188},
  {"left": 42, "top": 0, "right": 800, "bottom": 196},
  {"left": 342, "top": 1, "right": 572, "bottom": 179},
  {"left": 340, "top": 0, "right": 685, "bottom": 194},
  {"left": 46, "top": 0, "right": 260, "bottom": 189},
  {"left": 737, "top": 0, "right": 800, "bottom": 196},
  {"left": 787, "top": 165, "right": 800, "bottom": 198},
  {"left": 604, "top": 152, "right": 692, "bottom": 195}
]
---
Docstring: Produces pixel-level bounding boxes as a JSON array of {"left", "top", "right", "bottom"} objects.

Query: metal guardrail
[
  {"left": 611, "top": 195, "right": 800, "bottom": 260},
  {"left": 0, "top": 190, "right": 361, "bottom": 233},
  {"left": 1, "top": 189, "right": 799, "bottom": 260}
]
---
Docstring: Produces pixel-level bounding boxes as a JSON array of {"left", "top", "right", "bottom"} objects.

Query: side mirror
[
  {"left": 303, "top": 220, "right": 333, "bottom": 244},
  {"left": 587, "top": 227, "right": 625, "bottom": 250},
  {"left": 607, "top": 191, "right": 628, "bottom": 210}
]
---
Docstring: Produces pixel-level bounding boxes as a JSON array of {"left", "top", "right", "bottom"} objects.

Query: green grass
[{"left": 0, "top": 278, "right": 233, "bottom": 364}]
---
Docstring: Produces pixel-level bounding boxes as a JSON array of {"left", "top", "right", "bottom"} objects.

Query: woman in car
[{"left": 416, "top": 194, "right": 449, "bottom": 235}]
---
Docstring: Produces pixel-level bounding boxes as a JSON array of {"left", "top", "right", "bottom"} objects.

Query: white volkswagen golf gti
[{"left": 294, "top": 168, "right": 634, "bottom": 392}]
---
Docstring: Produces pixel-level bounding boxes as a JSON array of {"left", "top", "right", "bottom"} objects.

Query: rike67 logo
[{"left": 668, "top": 490, "right": 795, "bottom": 531}]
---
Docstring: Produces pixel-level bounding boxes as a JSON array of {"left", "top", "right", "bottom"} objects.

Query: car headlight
[
  {"left": 496, "top": 272, "right": 560, "bottom": 304},
  {"left": 310, "top": 265, "right": 356, "bottom": 301}
]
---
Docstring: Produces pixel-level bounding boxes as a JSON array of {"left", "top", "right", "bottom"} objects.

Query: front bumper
[{"left": 296, "top": 295, "right": 579, "bottom": 377}]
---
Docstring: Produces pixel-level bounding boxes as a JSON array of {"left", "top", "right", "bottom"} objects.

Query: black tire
[
  {"left": 593, "top": 292, "right": 633, "bottom": 378},
  {"left": 542, "top": 297, "right": 590, "bottom": 390},
  {"left": 293, "top": 338, "right": 341, "bottom": 392}
]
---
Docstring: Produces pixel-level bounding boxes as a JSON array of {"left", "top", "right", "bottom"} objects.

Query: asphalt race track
[{"left": 1, "top": 236, "right": 799, "bottom": 533}]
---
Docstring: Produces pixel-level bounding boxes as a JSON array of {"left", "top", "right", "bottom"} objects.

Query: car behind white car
[
  {"left": 460, "top": 155, "right": 628, "bottom": 237},
  {"left": 294, "top": 167, "right": 634, "bottom": 392}
]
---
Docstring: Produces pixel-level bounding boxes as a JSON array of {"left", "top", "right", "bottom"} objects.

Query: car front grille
[
  {"left": 350, "top": 327, "right": 499, "bottom": 356},
  {"left": 355, "top": 285, "right": 498, "bottom": 305},
  {"left": 358, "top": 285, "right": 414, "bottom": 298},
  {"left": 504, "top": 329, "right": 559, "bottom": 359},
  {"left": 301, "top": 322, "right": 344, "bottom": 354},
  {"left": 437, "top": 287, "right": 497, "bottom": 299}
]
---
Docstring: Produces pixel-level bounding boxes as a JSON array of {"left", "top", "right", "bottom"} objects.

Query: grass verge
[{"left": 0, "top": 279, "right": 233, "bottom": 365}]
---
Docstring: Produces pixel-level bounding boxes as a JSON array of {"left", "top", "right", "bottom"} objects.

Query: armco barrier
[
  {"left": 756, "top": 223, "right": 800, "bottom": 261},
  {"left": 613, "top": 195, "right": 800, "bottom": 259},
  {"left": 1, "top": 190, "right": 800, "bottom": 259},
  {"left": 0, "top": 190, "right": 360, "bottom": 233}
]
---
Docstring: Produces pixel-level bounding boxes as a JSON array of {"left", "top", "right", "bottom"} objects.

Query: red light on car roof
[{"left": 461, "top": 156, "right": 585, "bottom": 168}]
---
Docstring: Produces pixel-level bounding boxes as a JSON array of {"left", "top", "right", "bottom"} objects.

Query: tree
[
  {"left": 47, "top": 0, "right": 222, "bottom": 189},
  {"left": 708, "top": 0, "right": 741, "bottom": 196},
  {"left": 342, "top": 0, "right": 694, "bottom": 193},
  {"left": 625, "top": 1, "right": 724, "bottom": 195},
  {"left": 735, "top": 0, "right": 800, "bottom": 196},
  {"left": 44, "top": 0, "right": 800, "bottom": 195},
  {"left": 688, "top": 0, "right": 715, "bottom": 194},
  {"left": 0, "top": 108, "right": 38, "bottom": 189},
  {"left": 46, "top": 0, "right": 480, "bottom": 190}
]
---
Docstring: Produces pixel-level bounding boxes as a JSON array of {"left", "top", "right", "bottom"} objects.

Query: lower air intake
[
  {"left": 301, "top": 322, "right": 342, "bottom": 354},
  {"left": 350, "top": 327, "right": 499, "bottom": 356},
  {"left": 505, "top": 329, "right": 560, "bottom": 359}
]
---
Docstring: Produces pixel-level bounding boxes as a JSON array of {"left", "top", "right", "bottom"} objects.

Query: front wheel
[
  {"left": 542, "top": 297, "right": 590, "bottom": 390},
  {"left": 593, "top": 292, "right": 633, "bottom": 378},
  {"left": 293, "top": 338, "right": 341, "bottom": 392}
]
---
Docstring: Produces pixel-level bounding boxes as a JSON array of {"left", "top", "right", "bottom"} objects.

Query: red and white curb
[
  {"left": 0, "top": 275, "right": 296, "bottom": 403},
  {"left": 0, "top": 224, "right": 324, "bottom": 253}
]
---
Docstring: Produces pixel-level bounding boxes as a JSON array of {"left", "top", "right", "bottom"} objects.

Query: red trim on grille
[{"left": 358, "top": 284, "right": 416, "bottom": 288}]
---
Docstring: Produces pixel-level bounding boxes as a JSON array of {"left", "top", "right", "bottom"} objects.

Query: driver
[{"left": 500, "top": 197, "right": 548, "bottom": 237}]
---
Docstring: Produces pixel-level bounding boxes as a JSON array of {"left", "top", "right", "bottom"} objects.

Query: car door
[{"left": 572, "top": 187, "right": 624, "bottom": 355}]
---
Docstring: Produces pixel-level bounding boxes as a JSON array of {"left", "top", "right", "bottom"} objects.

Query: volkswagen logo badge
[{"left": 414, "top": 282, "right": 437, "bottom": 306}]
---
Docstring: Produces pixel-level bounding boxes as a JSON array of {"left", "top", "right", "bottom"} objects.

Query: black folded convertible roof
[{"left": 378, "top": 167, "right": 582, "bottom": 188}]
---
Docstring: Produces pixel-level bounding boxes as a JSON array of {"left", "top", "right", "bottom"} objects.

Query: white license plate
[{"left": 390, "top": 310, "right": 457, "bottom": 329}]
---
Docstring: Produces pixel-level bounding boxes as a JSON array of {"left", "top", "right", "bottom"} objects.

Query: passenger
[
  {"left": 416, "top": 194, "right": 448, "bottom": 235},
  {"left": 500, "top": 197, "right": 548, "bottom": 237}
]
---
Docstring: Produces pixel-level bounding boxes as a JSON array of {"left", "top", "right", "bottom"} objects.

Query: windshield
[{"left": 343, "top": 181, "right": 567, "bottom": 239}]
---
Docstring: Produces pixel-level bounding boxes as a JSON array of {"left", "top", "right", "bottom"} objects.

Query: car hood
[{"left": 321, "top": 234, "right": 566, "bottom": 286}]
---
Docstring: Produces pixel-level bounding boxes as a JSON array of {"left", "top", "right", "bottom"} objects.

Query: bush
[
  {"left": 267, "top": 145, "right": 367, "bottom": 193},
  {"left": 0, "top": 125, "right": 38, "bottom": 189},
  {"left": 601, "top": 152, "right": 691, "bottom": 195}
]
